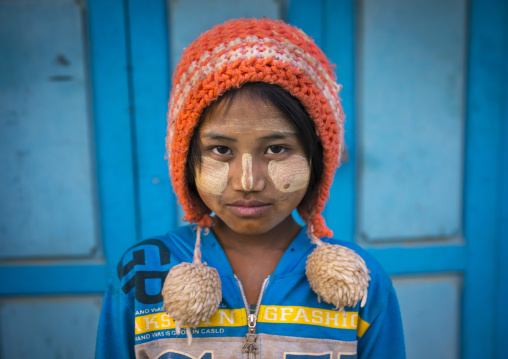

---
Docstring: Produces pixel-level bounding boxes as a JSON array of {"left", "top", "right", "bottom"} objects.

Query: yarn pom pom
[
  {"left": 162, "top": 262, "right": 222, "bottom": 345},
  {"left": 306, "top": 243, "right": 371, "bottom": 313}
]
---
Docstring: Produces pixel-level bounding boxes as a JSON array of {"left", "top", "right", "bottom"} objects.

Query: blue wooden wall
[{"left": 0, "top": 0, "right": 507, "bottom": 358}]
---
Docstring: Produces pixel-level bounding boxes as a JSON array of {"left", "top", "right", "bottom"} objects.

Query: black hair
[{"left": 186, "top": 82, "right": 324, "bottom": 212}]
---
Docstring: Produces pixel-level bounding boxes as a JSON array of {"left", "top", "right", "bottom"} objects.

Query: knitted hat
[
  {"left": 166, "top": 17, "right": 344, "bottom": 238},
  {"left": 162, "top": 18, "right": 370, "bottom": 345}
]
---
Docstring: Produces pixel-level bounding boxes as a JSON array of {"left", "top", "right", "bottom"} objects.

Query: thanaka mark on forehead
[
  {"left": 201, "top": 131, "right": 298, "bottom": 143},
  {"left": 201, "top": 117, "right": 295, "bottom": 134}
]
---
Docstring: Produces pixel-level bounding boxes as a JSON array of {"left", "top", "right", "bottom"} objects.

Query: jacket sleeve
[
  {"left": 358, "top": 286, "right": 406, "bottom": 359},
  {"left": 95, "top": 278, "right": 136, "bottom": 359}
]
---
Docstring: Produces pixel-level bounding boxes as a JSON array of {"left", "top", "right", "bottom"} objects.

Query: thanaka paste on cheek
[
  {"left": 241, "top": 153, "right": 253, "bottom": 191},
  {"left": 268, "top": 155, "right": 310, "bottom": 193},
  {"left": 195, "top": 156, "right": 229, "bottom": 196}
]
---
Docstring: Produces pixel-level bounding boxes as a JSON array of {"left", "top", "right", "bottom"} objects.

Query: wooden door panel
[
  {"left": 0, "top": 296, "right": 102, "bottom": 358},
  {"left": 394, "top": 275, "right": 462, "bottom": 359},
  {"left": 358, "top": 0, "right": 467, "bottom": 241},
  {"left": 0, "top": 0, "right": 98, "bottom": 258}
]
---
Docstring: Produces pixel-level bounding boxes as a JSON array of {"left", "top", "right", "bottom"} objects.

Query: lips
[{"left": 227, "top": 199, "right": 271, "bottom": 217}]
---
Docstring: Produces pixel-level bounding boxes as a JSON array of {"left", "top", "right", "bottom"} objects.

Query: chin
[
  {"left": 224, "top": 221, "right": 274, "bottom": 236},
  {"left": 215, "top": 214, "right": 293, "bottom": 236}
]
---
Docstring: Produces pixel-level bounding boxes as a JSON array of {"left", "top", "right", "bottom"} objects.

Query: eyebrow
[
  {"left": 259, "top": 131, "right": 298, "bottom": 141},
  {"left": 201, "top": 132, "right": 237, "bottom": 142}
]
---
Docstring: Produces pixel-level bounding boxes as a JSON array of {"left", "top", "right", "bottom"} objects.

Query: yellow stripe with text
[
  {"left": 135, "top": 306, "right": 371, "bottom": 336},
  {"left": 258, "top": 305, "right": 362, "bottom": 331},
  {"left": 135, "top": 309, "right": 246, "bottom": 335}
]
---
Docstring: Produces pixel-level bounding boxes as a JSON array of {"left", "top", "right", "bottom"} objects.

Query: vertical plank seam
[
  {"left": 123, "top": 0, "right": 141, "bottom": 241},
  {"left": 495, "top": 2, "right": 508, "bottom": 357}
]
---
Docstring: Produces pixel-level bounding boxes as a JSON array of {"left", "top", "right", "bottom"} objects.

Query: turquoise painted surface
[
  {"left": 0, "top": 264, "right": 107, "bottom": 295},
  {"left": 358, "top": 0, "right": 467, "bottom": 240},
  {"left": 0, "top": 0, "right": 98, "bottom": 257},
  {"left": 367, "top": 245, "right": 466, "bottom": 275},
  {"left": 497, "top": 12, "right": 508, "bottom": 357},
  {"left": 88, "top": 0, "right": 137, "bottom": 271},
  {"left": 0, "top": 296, "right": 102, "bottom": 358},
  {"left": 169, "top": 0, "right": 281, "bottom": 70},
  {"left": 462, "top": 0, "right": 507, "bottom": 357},
  {"left": 126, "top": 0, "right": 176, "bottom": 239},
  {"left": 393, "top": 275, "right": 461, "bottom": 359},
  {"left": 497, "top": 33, "right": 508, "bottom": 357}
]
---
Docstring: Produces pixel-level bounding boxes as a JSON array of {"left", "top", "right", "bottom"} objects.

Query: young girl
[{"left": 96, "top": 18, "right": 405, "bottom": 359}]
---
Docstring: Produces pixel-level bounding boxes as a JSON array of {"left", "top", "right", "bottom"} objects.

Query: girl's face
[{"left": 195, "top": 92, "right": 310, "bottom": 236}]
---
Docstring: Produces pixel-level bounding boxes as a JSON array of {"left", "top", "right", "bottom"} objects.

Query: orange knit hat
[{"left": 166, "top": 18, "right": 345, "bottom": 238}]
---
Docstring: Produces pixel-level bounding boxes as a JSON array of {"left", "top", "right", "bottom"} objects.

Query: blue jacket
[{"left": 96, "top": 225, "right": 405, "bottom": 358}]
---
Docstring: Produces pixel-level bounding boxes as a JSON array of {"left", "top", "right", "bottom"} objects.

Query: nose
[
  {"left": 231, "top": 153, "right": 265, "bottom": 192},
  {"left": 241, "top": 153, "right": 253, "bottom": 191}
]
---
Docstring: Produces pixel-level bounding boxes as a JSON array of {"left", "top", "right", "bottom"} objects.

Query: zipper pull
[{"left": 242, "top": 314, "right": 259, "bottom": 356}]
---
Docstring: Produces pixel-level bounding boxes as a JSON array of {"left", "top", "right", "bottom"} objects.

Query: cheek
[
  {"left": 268, "top": 155, "right": 310, "bottom": 193},
  {"left": 195, "top": 156, "right": 229, "bottom": 196}
]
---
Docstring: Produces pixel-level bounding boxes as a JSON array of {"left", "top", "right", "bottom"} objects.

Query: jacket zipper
[{"left": 235, "top": 276, "right": 270, "bottom": 359}]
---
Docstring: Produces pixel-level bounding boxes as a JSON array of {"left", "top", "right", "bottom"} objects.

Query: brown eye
[
  {"left": 213, "top": 146, "right": 232, "bottom": 155},
  {"left": 266, "top": 145, "right": 285, "bottom": 154}
]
